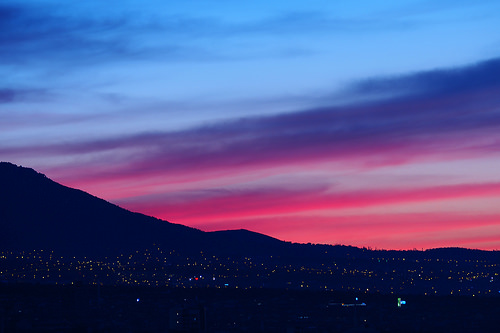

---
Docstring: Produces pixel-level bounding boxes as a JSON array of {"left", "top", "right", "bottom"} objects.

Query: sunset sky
[{"left": 2, "top": 0, "right": 500, "bottom": 250}]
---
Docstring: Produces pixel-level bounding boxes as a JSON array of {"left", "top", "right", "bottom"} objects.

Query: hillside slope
[{"left": 0, "top": 162, "right": 284, "bottom": 258}]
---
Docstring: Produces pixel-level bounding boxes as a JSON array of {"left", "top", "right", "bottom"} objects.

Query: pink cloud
[
  {"left": 119, "top": 181, "right": 500, "bottom": 224},
  {"left": 5, "top": 84, "right": 500, "bottom": 197}
]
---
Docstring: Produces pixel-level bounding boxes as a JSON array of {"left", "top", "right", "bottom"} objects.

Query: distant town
[
  {"left": 2, "top": 247, "right": 498, "bottom": 296},
  {"left": 1, "top": 248, "right": 500, "bottom": 332}
]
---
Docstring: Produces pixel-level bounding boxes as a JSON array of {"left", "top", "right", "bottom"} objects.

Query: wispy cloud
[
  {"left": 119, "top": 181, "right": 500, "bottom": 223},
  {"left": 3, "top": 57, "right": 500, "bottom": 186},
  {"left": 0, "top": 88, "right": 52, "bottom": 104},
  {"left": 347, "top": 57, "right": 500, "bottom": 99},
  {"left": 0, "top": 2, "right": 211, "bottom": 67},
  {"left": 0, "top": 2, "right": 424, "bottom": 68},
  {"left": 212, "top": 11, "right": 416, "bottom": 36}
]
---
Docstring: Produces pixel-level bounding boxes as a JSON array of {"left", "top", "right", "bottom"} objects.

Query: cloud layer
[
  {"left": 5, "top": 57, "right": 500, "bottom": 183},
  {"left": 2, "top": 1, "right": 500, "bottom": 250}
]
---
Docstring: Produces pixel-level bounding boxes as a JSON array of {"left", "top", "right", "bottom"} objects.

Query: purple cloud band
[{"left": 2, "top": 57, "right": 500, "bottom": 185}]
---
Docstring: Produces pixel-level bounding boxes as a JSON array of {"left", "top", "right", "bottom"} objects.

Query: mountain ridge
[
  {"left": 0, "top": 162, "right": 284, "bottom": 258},
  {"left": 1, "top": 162, "right": 497, "bottom": 261}
]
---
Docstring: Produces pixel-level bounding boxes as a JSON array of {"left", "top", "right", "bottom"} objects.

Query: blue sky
[{"left": 2, "top": 0, "right": 500, "bottom": 249}]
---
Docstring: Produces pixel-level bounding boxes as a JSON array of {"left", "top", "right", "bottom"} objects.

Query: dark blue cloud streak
[
  {"left": 2, "top": 57, "right": 500, "bottom": 181},
  {"left": 0, "top": 2, "right": 422, "bottom": 68},
  {"left": 349, "top": 57, "right": 500, "bottom": 98},
  {"left": 0, "top": 88, "right": 52, "bottom": 104}
]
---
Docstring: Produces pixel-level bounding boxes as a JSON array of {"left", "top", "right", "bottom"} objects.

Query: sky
[{"left": 2, "top": 0, "right": 500, "bottom": 250}]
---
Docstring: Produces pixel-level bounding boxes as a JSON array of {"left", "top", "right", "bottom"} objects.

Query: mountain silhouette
[
  {"left": 1, "top": 162, "right": 497, "bottom": 262},
  {"left": 0, "top": 162, "right": 283, "bottom": 258}
]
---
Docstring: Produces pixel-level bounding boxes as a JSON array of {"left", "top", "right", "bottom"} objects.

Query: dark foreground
[{"left": 1, "top": 284, "right": 499, "bottom": 333}]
